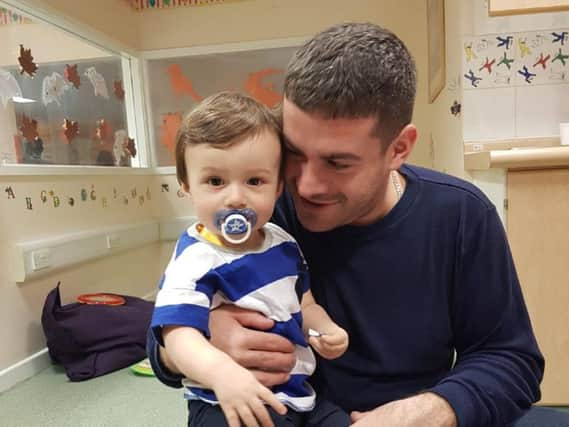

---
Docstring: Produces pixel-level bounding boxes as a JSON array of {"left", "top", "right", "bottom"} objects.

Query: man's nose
[
  {"left": 225, "top": 184, "right": 247, "bottom": 208},
  {"left": 295, "top": 162, "right": 328, "bottom": 197}
]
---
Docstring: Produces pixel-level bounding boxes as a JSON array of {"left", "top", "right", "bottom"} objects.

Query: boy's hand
[
  {"left": 212, "top": 363, "right": 287, "bottom": 427},
  {"left": 308, "top": 325, "right": 349, "bottom": 359}
]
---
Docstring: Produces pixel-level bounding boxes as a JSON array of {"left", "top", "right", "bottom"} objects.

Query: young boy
[{"left": 150, "top": 92, "right": 350, "bottom": 427}]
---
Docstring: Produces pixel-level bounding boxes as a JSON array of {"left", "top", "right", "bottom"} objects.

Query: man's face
[{"left": 282, "top": 98, "right": 394, "bottom": 232}]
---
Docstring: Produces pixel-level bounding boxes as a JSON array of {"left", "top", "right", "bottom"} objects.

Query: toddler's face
[{"left": 184, "top": 129, "right": 282, "bottom": 248}]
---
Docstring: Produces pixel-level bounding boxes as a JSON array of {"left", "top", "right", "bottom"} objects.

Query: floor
[
  {"left": 0, "top": 364, "right": 186, "bottom": 427},
  {"left": 1, "top": 364, "right": 568, "bottom": 427}
]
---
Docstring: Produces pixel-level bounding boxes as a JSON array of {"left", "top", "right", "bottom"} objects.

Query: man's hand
[
  {"left": 209, "top": 305, "right": 297, "bottom": 387},
  {"left": 350, "top": 393, "right": 457, "bottom": 427}
]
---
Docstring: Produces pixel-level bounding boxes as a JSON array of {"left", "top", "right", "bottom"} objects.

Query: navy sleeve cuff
[
  {"left": 429, "top": 381, "right": 476, "bottom": 427},
  {"left": 146, "top": 328, "right": 183, "bottom": 389}
]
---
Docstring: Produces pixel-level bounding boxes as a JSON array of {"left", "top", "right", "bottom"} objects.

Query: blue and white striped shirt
[{"left": 151, "top": 222, "right": 316, "bottom": 411}]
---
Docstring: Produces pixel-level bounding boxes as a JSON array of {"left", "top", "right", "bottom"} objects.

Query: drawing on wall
[
  {"left": 0, "top": 68, "right": 22, "bottom": 107},
  {"left": 18, "top": 44, "right": 38, "bottom": 77},
  {"left": 84, "top": 67, "right": 109, "bottom": 99},
  {"left": 427, "top": 0, "right": 446, "bottom": 103},
  {"left": 463, "top": 28, "right": 569, "bottom": 89},
  {"left": 146, "top": 44, "right": 299, "bottom": 166},
  {"left": 64, "top": 64, "right": 81, "bottom": 89},
  {"left": 42, "top": 72, "right": 71, "bottom": 106}
]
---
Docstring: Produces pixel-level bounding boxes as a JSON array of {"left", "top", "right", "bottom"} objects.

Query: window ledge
[{"left": 0, "top": 165, "right": 157, "bottom": 176}]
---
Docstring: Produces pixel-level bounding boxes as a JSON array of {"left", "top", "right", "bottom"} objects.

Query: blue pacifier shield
[
  {"left": 224, "top": 214, "right": 248, "bottom": 235},
  {"left": 214, "top": 209, "right": 258, "bottom": 244},
  {"left": 214, "top": 208, "right": 257, "bottom": 233}
]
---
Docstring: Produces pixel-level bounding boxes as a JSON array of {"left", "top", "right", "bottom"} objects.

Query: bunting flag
[
  {"left": 127, "top": 0, "right": 228, "bottom": 10},
  {"left": 0, "top": 7, "right": 32, "bottom": 25}
]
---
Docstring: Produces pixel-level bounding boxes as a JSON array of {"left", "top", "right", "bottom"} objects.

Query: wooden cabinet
[
  {"left": 507, "top": 169, "right": 569, "bottom": 405},
  {"left": 489, "top": 0, "right": 569, "bottom": 16}
]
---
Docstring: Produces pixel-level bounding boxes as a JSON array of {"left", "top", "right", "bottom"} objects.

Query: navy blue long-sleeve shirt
[{"left": 273, "top": 164, "right": 544, "bottom": 427}]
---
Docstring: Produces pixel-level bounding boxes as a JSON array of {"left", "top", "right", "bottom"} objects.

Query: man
[{"left": 148, "top": 23, "right": 567, "bottom": 427}]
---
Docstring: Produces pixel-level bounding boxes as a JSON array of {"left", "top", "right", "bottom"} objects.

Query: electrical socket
[{"left": 31, "top": 248, "right": 51, "bottom": 271}]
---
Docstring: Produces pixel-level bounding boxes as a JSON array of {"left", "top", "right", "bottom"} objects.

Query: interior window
[
  {"left": 144, "top": 45, "right": 298, "bottom": 166},
  {"left": 0, "top": 5, "right": 136, "bottom": 167}
]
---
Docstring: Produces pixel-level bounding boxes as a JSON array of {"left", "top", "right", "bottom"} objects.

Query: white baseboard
[{"left": 0, "top": 348, "right": 52, "bottom": 394}]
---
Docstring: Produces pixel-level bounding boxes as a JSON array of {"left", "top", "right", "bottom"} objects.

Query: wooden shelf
[{"left": 465, "top": 146, "right": 569, "bottom": 170}]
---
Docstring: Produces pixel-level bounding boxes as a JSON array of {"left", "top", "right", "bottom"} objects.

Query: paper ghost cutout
[
  {"left": 0, "top": 68, "right": 22, "bottom": 107},
  {"left": 84, "top": 66, "right": 109, "bottom": 99},
  {"left": 42, "top": 72, "right": 70, "bottom": 106}
]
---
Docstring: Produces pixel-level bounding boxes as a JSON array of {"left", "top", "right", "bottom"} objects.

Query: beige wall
[
  {"left": 430, "top": 0, "right": 466, "bottom": 178},
  {"left": 0, "top": 174, "right": 178, "bottom": 370},
  {"left": 0, "top": 20, "right": 110, "bottom": 67},
  {"left": 11, "top": 0, "right": 139, "bottom": 51}
]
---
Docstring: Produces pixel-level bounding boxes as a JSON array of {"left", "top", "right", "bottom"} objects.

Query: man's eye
[
  {"left": 207, "top": 177, "right": 223, "bottom": 186},
  {"left": 328, "top": 160, "right": 349, "bottom": 170},
  {"left": 247, "top": 177, "right": 263, "bottom": 186}
]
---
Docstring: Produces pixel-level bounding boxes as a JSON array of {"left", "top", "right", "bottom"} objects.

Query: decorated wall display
[
  {"left": 126, "top": 0, "right": 229, "bottom": 11},
  {"left": 2, "top": 57, "right": 131, "bottom": 166},
  {"left": 0, "top": 7, "right": 32, "bottom": 25},
  {"left": 463, "top": 29, "right": 569, "bottom": 89},
  {"left": 146, "top": 44, "right": 299, "bottom": 166}
]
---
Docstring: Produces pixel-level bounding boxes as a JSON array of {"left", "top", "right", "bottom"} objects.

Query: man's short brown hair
[{"left": 175, "top": 91, "right": 282, "bottom": 187}]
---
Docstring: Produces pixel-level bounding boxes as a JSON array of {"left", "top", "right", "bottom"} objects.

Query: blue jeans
[{"left": 188, "top": 397, "right": 350, "bottom": 426}]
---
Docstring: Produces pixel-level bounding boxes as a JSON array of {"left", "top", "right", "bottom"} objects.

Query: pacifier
[{"left": 214, "top": 208, "right": 258, "bottom": 245}]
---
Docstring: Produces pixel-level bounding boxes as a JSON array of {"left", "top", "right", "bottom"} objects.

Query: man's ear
[{"left": 388, "top": 124, "right": 417, "bottom": 170}]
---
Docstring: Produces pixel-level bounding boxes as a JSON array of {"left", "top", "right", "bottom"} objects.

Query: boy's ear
[
  {"left": 182, "top": 181, "right": 190, "bottom": 195},
  {"left": 276, "top": 180, "right": 284, "bottom": 198}
]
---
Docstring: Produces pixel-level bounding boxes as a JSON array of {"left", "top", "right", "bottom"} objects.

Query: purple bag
[{"left": 41, "top": 282, "right": 153, "bottom": 381}]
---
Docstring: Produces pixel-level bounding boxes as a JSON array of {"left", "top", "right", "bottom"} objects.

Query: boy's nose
[{"left": 225, "top": 185, "right": 247, "bottom": 208}]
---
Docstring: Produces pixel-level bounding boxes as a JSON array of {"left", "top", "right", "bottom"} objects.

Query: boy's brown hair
[{"left": 175, "top": 91, "right": 282, "bottom": 188}]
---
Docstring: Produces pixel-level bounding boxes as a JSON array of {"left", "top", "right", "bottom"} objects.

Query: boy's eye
[
  {"left": 207, "top": 177, "right": 224, "bottom": 186},
  {"left": 247, "top": 177, "right": 263, "bottom": 186}
]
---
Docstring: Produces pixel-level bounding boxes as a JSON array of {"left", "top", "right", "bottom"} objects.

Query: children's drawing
[
  {"left": 496, "top": 36, "right": 513, "bottom": 50},
  {"left": 126, "top": 138, "right": 136, "bottom": 158},
  {"left": 84, "top": 67, "right": 109, "bottom": 99},
  {"left": 0, "top": 68, "right": 22, "bottom": 107},
  {"left": 518, "top": 38, "right": 531, "bottom": 58},
  {"left": 18, "top": 45, "right": 38, "bottom": 77},
  {"left": 497, "top": 52, "right": 515, "bottom": 70},
  {"left": 167, "top": 64, "right": 202, "bottom": 102},
  {"left": 464, "top": 28, "right": 569, "bottom": 88},
  {"left": 64, "top": 64, "right": 81, "bottom": 89},
  {"left": 553, "top": 48, "right": 569, "bottom": 66},
  {"left": 518, "top": 66, "right": 536, "bottom": 84},
  {"left": 479, "top": 57, "right": 496, "bottom": 74},
  {"left": 20, "top": 114, "right": 39, "bottom": 140},
  {"left": 62, "top": 119, "right": 79, "bottom": 144},
  {"left": 160, "top": 112, "right": 181, "bottom": 158},
  {"left": 42, "top": 72, "right": 70, "bottom": 106},
  {"left": 552, "top": 31, "right": 568, "bottom": 45},
  {"left": 533, "top": 53, "right": 550, "bottom": 70},
  {"left": 244, "top": 68, "right": 284, "bottom": 108},
  {"left": 114, "top": 80, "right": 125, "bottom": 101},
  {"left": 464, "top": 69, "right": 482, "bottom": 88}
]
